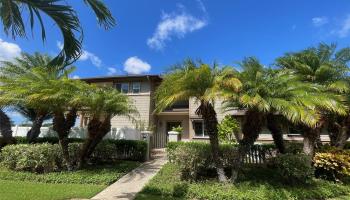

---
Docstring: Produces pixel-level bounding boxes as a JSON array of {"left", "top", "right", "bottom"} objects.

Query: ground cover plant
[
  {"left": 135, "top": 163, "right": 350, "bottom": 200},
  {"left": 0, "top": 161, "right": 140, "bottom": 185}
]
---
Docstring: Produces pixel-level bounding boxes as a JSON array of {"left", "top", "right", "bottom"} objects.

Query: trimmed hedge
[
  {"left": 0, "top": 143, "right": 63, "bottom": 173},
  {"left": 0, "top": 139, "right": 147, "bottom": 172},
  {"left": 0, "top": 136, "right": 84, "bottom": 145},
  {"left": 71, "top": 139, "right": 148, "bottom": 162},
  {"left": 1, "top": 137, "right": 147, "bottom": 161}
]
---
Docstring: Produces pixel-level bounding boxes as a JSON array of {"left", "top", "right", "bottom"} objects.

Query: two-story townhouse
[{"left": 79, "top": 75, "right": 335, "bottom": 148}]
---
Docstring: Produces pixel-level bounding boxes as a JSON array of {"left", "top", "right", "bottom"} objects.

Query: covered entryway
[{"left": 152, "top": 112, "right": 189, "bottom": 148}]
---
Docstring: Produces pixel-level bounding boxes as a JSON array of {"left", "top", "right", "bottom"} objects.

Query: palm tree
[
  {"left": 0, "top": 65, "right": 86, "bottom": 169},
  {"left": 154, "top": 60, "right": 241, "bottom": 182},
  {"left": 0, "top": 53, "right": 57, "bottom": 142},
  {"left": 13, "top": 105, "right": 52, "bottom": 142},
  {"left": 276, "top": 43, "right": 350, "bottom": 149},
  {"left": 224, "top": 57, "right": 345, "bottom": 181},
  {"left": 0, "top": 108, "right": 15, "bottom": 146},
  {"left": 0, "top": 0, "right": 115, "bottom": 65},
  {"left": 78, "top": 86, "right": 137, "bottom": 168}
]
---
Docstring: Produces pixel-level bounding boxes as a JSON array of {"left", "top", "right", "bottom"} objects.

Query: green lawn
[
  {"left": 0, "top": 180, "right": 103, "bottom": 200},
  {"left": 0, "top": 161, "right": 140, "bottom": 200},
  {"left": 135, "top": 163, "right": 350, "bottom": 200}
]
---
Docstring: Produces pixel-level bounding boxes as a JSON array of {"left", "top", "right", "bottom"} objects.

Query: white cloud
[
  {"left": 0, "top": 39, "right": 21, "bottom": 62},
  {"left": 107, "top": 67, "right": 118, "bottom": 75},
  {"left": 123, "top": 56, "right": 151, "bottom": 74},
  {"left": 57, "top": 41, "right": 102, "bottom": 67},
  {"left": 312, "top": 17, "right": 329, "bottom": 27},
  {"left": 79, "top": 50, "right": 102, "bottom": 67},
  {"left": 337, "top": 15, "right": 350, "bottom": 38},
  {"left": 147, "top": 6, "right": 207, "bottom": 50},
  {"left": 72, "top": 75, "right": 80, "bottom": 79}
]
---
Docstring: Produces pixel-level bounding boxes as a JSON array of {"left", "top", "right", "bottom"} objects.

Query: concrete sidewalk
[{"left": 91, "top": 150, "right": 167, "bottom": 200}]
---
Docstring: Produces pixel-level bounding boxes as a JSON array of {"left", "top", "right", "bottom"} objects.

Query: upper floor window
[
  {"left": 132, "top": 82, "right": 141, "bottom": 93},
  {"left": 116, "top": 83, "right": 129, "bottom": 93}
]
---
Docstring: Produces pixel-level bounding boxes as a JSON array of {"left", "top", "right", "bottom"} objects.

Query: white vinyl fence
[{"left": 11, "top": 126, "right": 142, "bottom": 140}]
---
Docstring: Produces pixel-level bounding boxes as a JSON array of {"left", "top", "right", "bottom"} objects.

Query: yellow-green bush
[{"left": 314, "top": 149, "right": 350, "bottom": 180}]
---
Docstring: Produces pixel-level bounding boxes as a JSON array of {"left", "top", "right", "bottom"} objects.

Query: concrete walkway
[{"left": 91, "top": 149, "right": 167, "bottom": 200}]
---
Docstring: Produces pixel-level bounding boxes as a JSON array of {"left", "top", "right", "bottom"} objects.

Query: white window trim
[
  {"left": 121, "top": 83, "right": 129, "bottom": 93},
  {"left": 132, "top": 82, "right": 141, "bottom": 93}
]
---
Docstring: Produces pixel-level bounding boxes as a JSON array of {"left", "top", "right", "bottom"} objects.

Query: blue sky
[{"left": 1, "top": 0, "right": 350, "bottom": 124}]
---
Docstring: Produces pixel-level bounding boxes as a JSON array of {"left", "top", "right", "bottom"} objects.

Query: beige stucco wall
[
  {"left": 111, "top": 80, "right": 153, "bottom": 129},
  {"left": 110, "top": 94, "right": 152, "bottom": 129},
  {"left": 82, "top": 80, "right": 155, "bottom": 130}
]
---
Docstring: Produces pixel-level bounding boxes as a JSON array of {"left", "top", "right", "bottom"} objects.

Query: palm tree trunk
[
  {"left": 302, "top": 117, "right": 326, "bottom": 156},
  {"left": 303, "top": 133, "right": 316, "bottom": 156},
  {"left": 266, "top": 114, "right": 285, "bottom": 154},
  {"left": 197, "top": 102, "right": 228, "bottom": 182},
  {"left": 302, "top": 127, "right": 320, "bottom": 156},
  {"left": 328, "top": 122, "right": 340, "bottom": 147},
  {"left": 328, "top": 115, "right": 350, "bottom": 149},
  {"left": 78, "top": 117, "right": 100, "bottom": 168},
  {"left": 78, "top": 116, "right": 111, "bottom": 168},
  {"left": 86, "top": 116, "right": 111, "bottom": 157},
  {"left": 0, "top": 109, "right": 15, "bottom": 146},
  {"left": 27, "top": 114, "right": 46, "bottom": 143},
  {"left": 231, "top": 110, "right": 264, "bottom": 182},
  {"left": 52, "top": 108, "right": 77, "bottom": 170},
  {"left": 334, "top": 127, "right": 350, "bottom": 149}
]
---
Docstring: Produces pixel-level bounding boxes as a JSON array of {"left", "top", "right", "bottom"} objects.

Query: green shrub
[
  {"left": 284, "top": 141, "right": 303, "bottom": 154},
  {"left": 167, "top": 141, "right": 275, "bottom": 180},
  {"left": 173, "top": 144, "right": 210, "bottom": 180},
  {"left": 93, "top": 139, "right": 147, "bottom": 161},
  {"left": 0, "top": 139, "right": 147, "bottom": 173},
  {"left": 273, "top": 153, "right": 314, "bottom": 185},
  {"left": 0, "top": 143, "right": 63, "bottom": 173},
  {"left": 314, "top": 149, "right": 350, "bottom": 181},
  {"left": 0, "top": 136, "right": 85, "bottom": 145},
  {"left": 344, "top": 142, "right": 350, "bottom": 150}
]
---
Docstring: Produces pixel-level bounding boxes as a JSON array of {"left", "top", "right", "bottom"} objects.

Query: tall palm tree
[
  {"left": 224, "top": 57, "right": 345, "bottom": 181},
  {"left": 0, "top": 53, "right": 57, "bottom": 142},
  {"left": 154, "top": 60, "right": 241, "bottom": 182},
  {"left": 276, "top": 43, "right": 350, "bottom": 149},
  {"left": 0, "top": 65, "right": 86, "bottom": 169},
  {"left": 0, "top": 0, "right": 115, "bottom": 65},
  {"left": 78, "top": 86, "right": 137, "bottom": 168}
]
